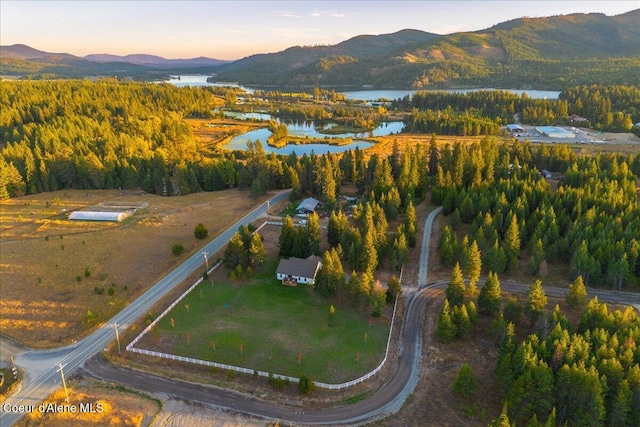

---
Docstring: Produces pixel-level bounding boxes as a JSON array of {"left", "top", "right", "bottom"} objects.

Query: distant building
[
  {"left": 295, "top": 197, "right": 321, "bottom": 215},
  {"left": 536, "top": 126, "right": 576, "bottom": 139},
  {"left": 506, "top": 124, "right": 525, "bottom": 132},
  {"left": 276, "top": 255, "right": 322, "bottom": 286},
  {"left": 569, "top": 114, "right": 588, "bottom": 123}
]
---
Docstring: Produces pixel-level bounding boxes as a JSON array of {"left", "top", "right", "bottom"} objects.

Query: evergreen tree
[
  {"left": 436, "top": 299, "right": 457, "bottom": 343},
  {"left": 465, "top": 240, "right": 482, "bottom": 297},
  {"left": 224, "top": 232, "right": 245, "bottom": 270},
  {"left": 386, "top": 275, "right": 401, "bottom": 303},
  {"left": 306, "top": 212, "right": 321, "bottom": 256},
  {"left": 404, "top": 200, "right": 417, "bottom": 247},
  {"left": 279, "top": 215, "right": 296, "bottom": 257},
  {"left": 478, "top": 271, "right": 502, "bottom": 316},
  {"left": 556, "top": 364, "right": 606, "bottom": 427},
  {"left": 327, "top": 210, "right": 348, "bottom": 248},
  {"left": 484, "top": 240, "right": 507, "bottom": 274},
  {"left": 454, "top": 304, "right": 472, "bottom": 337},
  {"left": 453, "top": 363, "right": 477, "bottom": 399},
  {"left": 504, "top": 213, "right": 521, "bottom": 271},
  {"left": 446, "top": 262, "right": 466, "bottom": 307},
  {"left": 489, "top": 403, "right": 514, "bottom": 427},
  {"left": 565, "top": 275, "right": 588, "bottom": 309},
  {"left": 528, "top": 238, "right": 546, "bottom": 275},
  {"left": 316, "top": 250, "right": 336, "bottom": 297},
  {"left": 525, "top": 280, "right": 548, "bottom": 324},
  {"left": 392, "top": 232, "right": 409, "bottom": 271},
  {"left": 248, "top": 232, "right": 265, "bottom": 269}
]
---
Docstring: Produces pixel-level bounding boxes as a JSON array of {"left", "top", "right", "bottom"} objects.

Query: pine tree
[
  {"left": 504, "top": 213, "right": 521, "bottom": 271},
  {"left": 248, "top": 232, "right": 265, "bottom": 269},
  {"left": 525, "top": 280, "right": 548, "bottom": 324},
  {"left": 528, "top": 238, "right": 545, "bottom": 275},
  {"left": 484, "top": 240, "right": 507, "bottom": 274},
  {"left": 404, "top": 200, "right": 417, "bottom": 247},
  {"left": 465, "top": 240, "right": 481, "bottom": 297},
  {"left": 489, "top": 403, "right": 513, "bottom": 427},
  {"left": 454, "top": 304, "right": 472, "bottom": 337},
  {"left": 224, "top": 232, "right": 245, "bottom": 270},
  {"left": 279, "top": 215, "right": 296, "bottom": 257},
  {"left": 453, "top": 363, "right": 477, "bottom": 399},
  {"left": 436, "top": 299, "right": 457, "bottom": 343},
  {"left": 327, "top": 210, "right": 348, "bottom": 248},
  {"left": 566, "top": 275, "right": 588, "bottom": 309},
  {"left": 386, "top": 275, "right": 401, "bottom": 302},
  {"left": 446, "top": 262, "right": 466, "bottom": 307},
  {"left": 478, "top": 271, "right": 502, "bottom": 316},
  {"left": 306, "top": 212, "right": 321, "bottom": 256}
]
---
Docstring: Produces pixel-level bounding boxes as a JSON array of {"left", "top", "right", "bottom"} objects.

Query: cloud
[
  {"left": 309, "top": 10, "right": 346, "bottom": 18},
  {"left": 273, "top": 10, "right": 300, "bottom": 18}
]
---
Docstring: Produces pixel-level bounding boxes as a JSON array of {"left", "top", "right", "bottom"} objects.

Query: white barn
[{"left": 69, "top": 210, "right": 130, "bottom": 222}]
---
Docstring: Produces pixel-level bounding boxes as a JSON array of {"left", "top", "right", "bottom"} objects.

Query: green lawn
[{"left": 145, "top": 261, "right": 391, "bottom": 383}]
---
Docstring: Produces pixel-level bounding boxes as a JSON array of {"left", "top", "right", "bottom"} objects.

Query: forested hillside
[{"left": 213, "top": 10, "right": 640, "bottom": 89}]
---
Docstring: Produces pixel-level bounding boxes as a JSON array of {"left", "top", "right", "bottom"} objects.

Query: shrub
[
  {"left": 194, "top": 223, "right": 209, "bottom": 239},
  {"left": 298, "top": 376, "right": 315, "bottom": 395},
  {"left": 171, "top": 243, "right": 185, "bottom": 256}
]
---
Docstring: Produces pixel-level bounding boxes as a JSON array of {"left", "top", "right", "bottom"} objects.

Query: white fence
[{"left": 127, "top": 220, "right": 400, "bottom": 390}]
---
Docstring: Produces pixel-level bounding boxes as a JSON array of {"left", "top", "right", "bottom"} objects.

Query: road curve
[{"left": 0, "top": 190, "right": 291, "bottom": 427}]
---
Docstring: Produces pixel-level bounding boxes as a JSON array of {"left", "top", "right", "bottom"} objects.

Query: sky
[{"left": 1, "top": 1, "right": 638, "bottom": 60}]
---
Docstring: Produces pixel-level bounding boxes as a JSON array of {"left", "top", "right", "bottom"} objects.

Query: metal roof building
[
  {"left": 536, "top": 126, "right": 576, "bottom": 139},
  {"left": 69, "top": 211, "right": 130, "bottom": 222},
  {"left": 295, "top": 197, "right": 321, "bottom": 215}
]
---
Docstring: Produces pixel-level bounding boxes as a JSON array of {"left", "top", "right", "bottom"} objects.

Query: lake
[
  {"left": 223, "top": 120, "right": 404, "bottom": 155},
  {"left": 342, "top": 88, "right": 561, "bottom": 101},
  {"left": 166, "top": 76, "right": 561, "bottom": 100},
  {"left": 225, "top": 131, "right": 374, "bottom": 156}
]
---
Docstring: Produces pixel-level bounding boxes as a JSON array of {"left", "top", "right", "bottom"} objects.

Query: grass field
[
  {"left": 15, "top": 378, "right": 160, "bottom": 427},
  {"left": 0, "top": 188, "right": 268, "bottom": 348},
  {"left": 138, "top": 259, "right": 391, "bottom": 384}
]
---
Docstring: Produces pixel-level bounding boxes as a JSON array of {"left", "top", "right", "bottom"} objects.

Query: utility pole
[
  {"left": 56, "top": 362, "right": 70, "bottom": 403},
  {"left": 113, "top": 322, "right": 121, "bottom": 356},
  {"left": 266, "top": 199, "right": 270, "bottom": 215},
  {"left": 201, "top": 250, "right": 209, "bottom": 269}
]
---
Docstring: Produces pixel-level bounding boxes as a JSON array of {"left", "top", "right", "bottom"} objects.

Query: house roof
[
  {"left": 276, "top": 255, "right": 322, "bottom": 279},
  {"left": 295, "top": 197, "right": 320, "bottom": 212}
]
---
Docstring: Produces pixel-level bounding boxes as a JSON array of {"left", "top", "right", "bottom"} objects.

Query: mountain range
[{"left": 2, "top": 9, "right": 639, "bottom": 89}]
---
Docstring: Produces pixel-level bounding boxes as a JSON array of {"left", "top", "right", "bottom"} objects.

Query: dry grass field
[
  {"left": 14, "top": 378, "right": 161, "bottom": 427},
  {"left": 0, "top": 188, "right": 268, "bottom": 348}
]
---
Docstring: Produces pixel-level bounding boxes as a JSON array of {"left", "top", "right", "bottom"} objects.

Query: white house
[{"left": 276, "top": 255, "right": 322, "bottom": 286}]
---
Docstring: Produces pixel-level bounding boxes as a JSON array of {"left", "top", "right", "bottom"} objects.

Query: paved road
[{"left": 0, "top": 190, "right": 290, "bottom": 427}]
